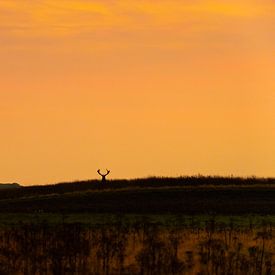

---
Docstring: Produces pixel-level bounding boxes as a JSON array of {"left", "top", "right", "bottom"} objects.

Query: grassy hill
[
  {"left": 0, "top": 183, "right": 21, "bottom": 189},
  {"left": 0, "top": 176, "right": 274, "bottom": 215}
]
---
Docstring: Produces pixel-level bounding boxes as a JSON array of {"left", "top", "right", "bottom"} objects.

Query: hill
[
  {"left": 0, "top": 183, "right": 21, "bottom": 189},
  {"left": 0, "top": 176, "right": 274, "bottom": 215}
]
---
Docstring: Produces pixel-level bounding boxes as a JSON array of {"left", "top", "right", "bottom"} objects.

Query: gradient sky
[{"left": 1, "top": 0, "right": 275, "bottom": 185}]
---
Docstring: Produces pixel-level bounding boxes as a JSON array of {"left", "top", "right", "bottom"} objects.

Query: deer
[{"left": 97, "top": 169, "right": 110, "bottom": 183}]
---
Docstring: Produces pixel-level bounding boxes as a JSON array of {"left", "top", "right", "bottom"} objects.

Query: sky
[{"left": 0, "top": 0, "right": 275, "bottom": 185}]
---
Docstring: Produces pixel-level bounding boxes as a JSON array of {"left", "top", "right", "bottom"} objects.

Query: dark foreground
[
  {"left": 0, "top": 219, "right": 274, "bottom": 274},
  {"left": 0, "top": 177, "right": 274, "bottom": 274},
  {"left": 0, "top": 176, "right": 274, "bottom": 214}
]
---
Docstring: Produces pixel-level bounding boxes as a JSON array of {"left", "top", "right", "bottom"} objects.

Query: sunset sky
[{"left": 1, "top": 0, "right": 275, "bottom": 185}]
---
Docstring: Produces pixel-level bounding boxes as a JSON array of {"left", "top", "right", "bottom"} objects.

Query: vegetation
[
  {"left": 0, "top": 177, "right": 274, "bottom": 273},
  {"left": 1, "top": 176, "right": 275, "bottom": 198},
  {"left": 0, "top": 176, "right": 274, "bottom": 215},
  {"left": 0, "top": 213, "right": 274, "bottom": 228},
  {"left": 0, "top": 183, "right": 21, "bottom": 189},
  {"left": 0, "top": 218, "right": 273, "bottom": 274}
]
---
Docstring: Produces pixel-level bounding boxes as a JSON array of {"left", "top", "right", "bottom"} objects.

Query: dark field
[
  {"left": 0, "top": 176, "right": 274, "bottom": 215},
  {"left": 0, "top": 218, "right": 273, "bottom": 274},
  {"left": 0, "top": 177, "right": 274, "bottom": 274}
]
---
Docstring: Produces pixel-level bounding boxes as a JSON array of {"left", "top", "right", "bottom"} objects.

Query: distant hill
[
  {"left": 0, "top": 178, "right": 274, "bottom": 215},
  {"left": 0, "top": 183, "right": 21, "bottom": 189},
  {"left": 0, "top": 177, "right": 274, "bottom": 214}
]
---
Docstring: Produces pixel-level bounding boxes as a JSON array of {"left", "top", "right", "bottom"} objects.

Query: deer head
[{"left": 97, "top": 169, "right": 110, "bottom": 182}]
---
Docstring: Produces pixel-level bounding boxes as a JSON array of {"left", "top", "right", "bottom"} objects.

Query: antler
[
  {"left": 97, "top": 169, "right": 110, "bottom": 176},
  {"left": 97, "top": 169, "right": 103, "bottom": 176}
]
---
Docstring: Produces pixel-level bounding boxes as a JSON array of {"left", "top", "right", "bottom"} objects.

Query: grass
[
  {"left": 0, "top": 216, "right": 273, "bottom": 274},
  {"left": 0, "top": 185, "right": 274, "bottom": 214},
  {"left": 2, "top": 175, "right": 275, "bottom": 199},
  {"left": 0, "top": 176, "right": 273, "bottom": 274},
  {"left": 0, "top": 176, "right": 274, "bottom": 215},
  {"left": 0, "top": 213, "right": 274, "bottom": 228}
]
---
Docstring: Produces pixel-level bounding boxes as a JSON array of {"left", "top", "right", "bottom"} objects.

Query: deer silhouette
[{"left": 97, "top": 169, "right": 110, "bottom": 183}]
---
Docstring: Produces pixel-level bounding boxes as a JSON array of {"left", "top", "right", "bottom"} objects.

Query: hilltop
[
  {"left": 0, "top": 175, "right": 274, "bottom": 200},
  {"left": 0, "top": 176, "right": 274, "bottom": 215},
  {"left": 0, "top": 183, "right": 21, "bottom": 189}
]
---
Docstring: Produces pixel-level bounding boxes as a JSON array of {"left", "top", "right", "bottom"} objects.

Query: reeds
[{"left": 0, "top": 218, "right": 273, "bottom": 274}]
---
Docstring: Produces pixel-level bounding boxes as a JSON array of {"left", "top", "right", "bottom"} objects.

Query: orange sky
[{"left": 0, "top": 0, "right": 275, "bottom": 185}]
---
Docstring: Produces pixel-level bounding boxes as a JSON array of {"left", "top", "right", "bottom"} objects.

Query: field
[
  {"left": 0, "top": 217, "right": 274, "bottom": 274},
  {"left": 0, "top": 177, "right": 274, "bottom": 274},
  {"left": 0, "top": 176, "right": 274, "bottom": 215}
]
